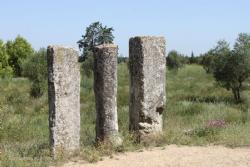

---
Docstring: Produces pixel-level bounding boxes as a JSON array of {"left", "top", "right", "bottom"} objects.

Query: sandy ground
[{"left": 63, "top": 145, "right": 250, "bottom": 167}]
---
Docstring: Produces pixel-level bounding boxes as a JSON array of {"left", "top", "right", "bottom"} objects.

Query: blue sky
[{"left": 0, "top": 0, "right": 249, "bottom": 56}]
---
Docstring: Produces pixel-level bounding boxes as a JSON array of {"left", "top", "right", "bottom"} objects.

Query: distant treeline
[{"left": 166, "top": 50, "right": 201, "bottom": 70}]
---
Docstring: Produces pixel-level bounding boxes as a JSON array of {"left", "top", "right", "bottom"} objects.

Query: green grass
[
  {"left": 164, "top": 64, "right": 250, "bottom": 146},
  {"left": 1, "top": 63, "right": 250, "bottom": 166}
]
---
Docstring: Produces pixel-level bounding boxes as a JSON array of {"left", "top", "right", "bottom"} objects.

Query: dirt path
[{"left": 63, "top": 145, "right": 250, "bottom": 167}]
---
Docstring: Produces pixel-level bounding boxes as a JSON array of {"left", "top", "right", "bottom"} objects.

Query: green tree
[
  {"left": 77, "top": 22, "right": 114, "bottom": 77},
  {"left": 22, "top": 48, "right": 47, "bottom": 98},
  {"left": 201, "top": 50, "right": 215, "bottom": 73},
  {"left": 167, "top": 50, "right": 185, "bottom": 71},
  {"left": 189, "top": 51, "right": 203, "bottom": 64},
  {"left": 0, "top": 40, "right": 8, "bottom": 67},
  {"left": 189, "top": 51, "right": 196, "bottom": 64},
  {"left": 0, "top": 39, "right": 13, "bottom": 78},
  {"left": 78, "top": 21, "right": 114, "bottom": 60},
  {"left": 6, "top": 35, "right": 33, "bottom": 77},
  {"left": 118, "top": 54, "right": 128, "bottom": 64},
  {"left": 213, "top": 35, "right": 250, "bottom": 102}
]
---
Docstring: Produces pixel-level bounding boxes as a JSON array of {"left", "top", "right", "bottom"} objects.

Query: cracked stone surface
[
  {"left": 129, "top": 36, "right": 166, "bottom": 141},
  {"left": 47, "top": 45, "right": 80, "bottom": 157},
  {"left": 93, "top": 44, "right": 122, "bottom": 146}
]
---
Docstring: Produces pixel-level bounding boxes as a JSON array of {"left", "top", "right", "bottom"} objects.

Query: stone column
[
  {"left": 93, "top": 44, "right": 122, "bottom": 146},
  {"left": 129, "top": 36, "right": 166, "bottom": 142},
  {"left": 47, "top": 46, "right": 80, "bottom": 157}
]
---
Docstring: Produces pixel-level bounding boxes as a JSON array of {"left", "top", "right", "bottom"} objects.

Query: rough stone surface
[
  {"left": 129, "top": 36, "right": 166, "bottom": 141},
  {"left": 47, "top": 45, "right": 80, "bottom": 157},
  {"left": 93, "top": 44, "right": 121, "bottom": 145}
]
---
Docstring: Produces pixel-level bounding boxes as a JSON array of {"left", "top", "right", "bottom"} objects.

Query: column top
[
  {"left": 130, "top": 36, "right": 165, "bottom": 40},
  {"left": 95, "top": 43, "right": 117, "bottom": 49},
  {"left": 47, "top": 45, "right": 77, "bottom": 50}
]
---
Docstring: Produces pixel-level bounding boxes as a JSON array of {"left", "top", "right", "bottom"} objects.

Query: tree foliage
[
  {"left": 0, "top": 40, "right": 8, "bottom": 68},
  {"left": 189, "top": 51, "right": 196, "bottom": 64},
  {"left": 188, "top": 51, "right": 203, "bottom": 64},
  {"left": 201, "top": 40, "right": 231, "bottom": 74},
  {"left": 167, "top": 50, "right": 187, "bottom": 71},
  {"left": 77, "top": 21, "right": 114, "bottom": 61},
  {"left": 212, "top": 34, "right": 250, "bottom": 102},
  {"left": 201, "top": 50, "right": 215, "bottom": 73},
  {"left": 77, "top": 22, "right": 114, "bottom": 77},
  {"left": 22, "top": 48, "right": 47, "bottom": 98},
  {"left": 6, "top": 35, "right": 33, "bottom": 77},
  {"left": 118, "top": 55, "right": 128, "bottom": 64},
  {"left": 0, "top": 39, "right": 13, "bottom": 78}
]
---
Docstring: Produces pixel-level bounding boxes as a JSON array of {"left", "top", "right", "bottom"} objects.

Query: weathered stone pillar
[
  {"left": 93, "top": 44, "right": 122, "bottom": 146},
  {"left": 129, "top": 36, "right": 166, "bottom": 141},
  {"left": 47, "top": 46, "right": 80, "bottom": 157}
]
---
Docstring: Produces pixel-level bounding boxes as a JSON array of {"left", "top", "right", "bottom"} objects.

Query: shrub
[
  {"left": 22, "top": 48, "right": 47, "bottom": 98},
  {"left": 166, "top": 50, "right": 186, "bottom": 70},
  {"left": 0, "top": 39, "right": 13, "bottom": 78},
  {"left": 6, "top": 35, "right": 33, "bottom": 77},
  {"left": 185, "top": 120, "right": 226, "bottom": 138},
  {"left": 81, "top": 52, "right": 94, "bottom": 78},
  {"left": 0, "top": 66, "right": 13, "bottom": 78},
  {"left": 201, "top": 52, "right": 215, "bottom": 73},
  {"left": 118, "top": 56, "right": 128, "bottom": 64}
]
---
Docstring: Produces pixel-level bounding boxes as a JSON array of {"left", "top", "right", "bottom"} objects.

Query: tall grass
[{"left": 0, "top": 64, "right": 250, "bottom": 166}]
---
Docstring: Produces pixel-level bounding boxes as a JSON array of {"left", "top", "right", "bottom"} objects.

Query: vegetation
[
  {"left": 0, "top": 40, "right": 13, "bottom": 78},
  {"left": 5, "top": 36, "right": 33, "bottom": 77},
  {"left": 203, "top": 34, "right": 250, "bottom": 102},
  {"left": 166, "top": 50, "right": 187, "bottom": 70},
  {"left": 22, "top": 48, "right": 48, "bottom": 98},
  {"left": 0, "top": 36, "right": 33, "bottom": 78},
  {"left": 0, "top": 37, "right": 47, "bottom": 98},
  {"left": 78, "top": 21, "right": 114, "bottom": 59},
  {"left": 200, "top": 50, "right": 215, "bottom": 73},
  {"left": 77, "top": 22, "right": 114, "bottom": 77},
  {"left": 189, "top": 51, "right": 196, "bottom": 64},
  {"left": 118, "top": 55, "right": 128, "bottom": 64},
  {"left": 1, "top": 29, "right": 250, "bottom": 166},
  {"left": 166, "top": 50, "right": 202, "bottom": 71},
  {"left": 1, "top": 64, "right": 250, "bottom": 166}
]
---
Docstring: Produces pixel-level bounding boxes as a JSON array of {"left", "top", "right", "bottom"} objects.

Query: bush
[
  {"left": 82, "top": 52, "right": 94, "bottom": 78},
  {"left": 0, "top": 39, "right": 13, "bottom": 78},
  {"left": 0, "top": 40, "right": 8, "bottom": 66},
  {"left": 6, "top": 35, "right": 33, "bottom": 77},
  {"left": 166, "top": 50, "right": 186, "bottom": 70},
  {"left": 30, "top": 81, "right": 45, "bottom": 98},
  {"left": 0, "top": 66, "right": 13, "bottom": 78},
  {"left": 22, "top": 48, "right": 47, "bottom": 98},
  {"left": 201, "top": 52, "right": 215, "bottom": 73},
  {"left": 118, "top": 56, "right": 128, "bottom": 64}
]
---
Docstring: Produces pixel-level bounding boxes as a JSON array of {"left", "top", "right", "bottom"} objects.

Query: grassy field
[{"left": 0, "top": 64, "right": 250, "bottom": 166}]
